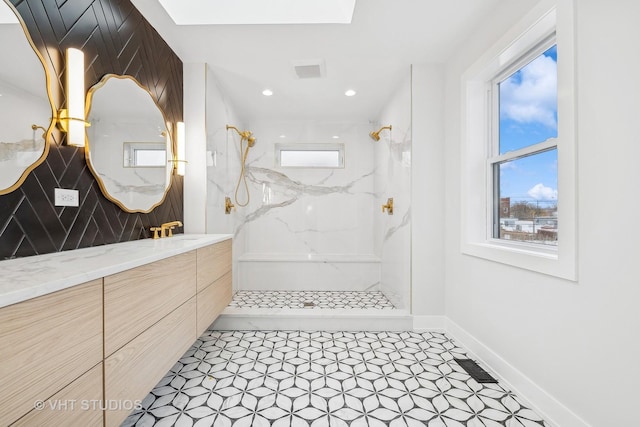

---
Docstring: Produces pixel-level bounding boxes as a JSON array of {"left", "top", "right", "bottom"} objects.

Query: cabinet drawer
[
  {"left": 104, "top": 297, "right": 197, "bottom": 427},
  {"left": 196, "top": 239, "right": 231, "bottom": 292},
  {"left": 0, "top": 280, "right": 103, "bottom": 426},
  {"left": 13, "top": 362, "right": 103, "bottom": 427},
  {"left": 197, "top": 270, "right": 232, "bottom": 336},
  {"left": 104, "top": 251, "right": 196, "bottom": 356}
]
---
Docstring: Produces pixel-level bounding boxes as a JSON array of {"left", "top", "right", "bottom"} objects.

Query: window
[
  {"left": 123, "top": 142, "right": 167, "bottom": 167},
  {"left": 276, "top": 143, "right": 344, "bottom": 168},
  {"left": 491, "top": 42, "right": 558, "bottom": 246},
  {"left": 461, "top": 2, "right": 577, "bottom": 280}
]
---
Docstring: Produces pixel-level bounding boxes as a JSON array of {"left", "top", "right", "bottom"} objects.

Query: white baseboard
[
  {"left": 412, "top": 315, "right": 446, "bottom": 331},
  {"left": 444, "top": 318, "right": 591, "bottom": 427}
]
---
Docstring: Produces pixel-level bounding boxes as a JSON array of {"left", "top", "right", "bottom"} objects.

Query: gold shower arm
[
  {"left": 226, "top": 124, "right": 253, "bottom": 140},
  {"left": 370, "top": 125, "right": 392, "bottom": 141}
]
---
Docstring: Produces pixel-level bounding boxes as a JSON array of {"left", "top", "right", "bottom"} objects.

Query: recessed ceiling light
[
  {"left": 332, "top": 135, "right": 339, "bottom": 139},
  {"left": 262, "top": 89, "right": 273, "bottom": 96},
  {"left": 279, "top": 135, "right": 286, "bottom": 138},
  {"left": 345, "top": 89, "right": 356, "bottom": 97}
]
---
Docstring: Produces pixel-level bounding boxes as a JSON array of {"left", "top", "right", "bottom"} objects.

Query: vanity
[{"left": 0, "top": 234, "right": 232, "bottom": 427}]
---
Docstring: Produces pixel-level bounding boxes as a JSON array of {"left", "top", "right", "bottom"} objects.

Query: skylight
[{"left": 158, "top": 0, "right": 356, "bottom": 25}]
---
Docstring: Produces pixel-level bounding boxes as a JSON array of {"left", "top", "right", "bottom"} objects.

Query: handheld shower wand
[{"left": 226, "top": 125, "right": 256, "bottom": 207}]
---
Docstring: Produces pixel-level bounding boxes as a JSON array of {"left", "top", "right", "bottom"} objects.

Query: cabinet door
[
  {"left": 197, "top": 270, "right": 232, "bottom": 336},
  {"left": 104, "top": 298, "right": 197, "bottom": 427},
  {"left": 104, "top": 251, "right": 196, "bottom": 356},
  {"left": 196, "top": 239, "right": 231, "bottom": 292},
  {"left": 12, "top": 363, "right": 103, "bottom": 427},
  {"left": 0, "top": 280, "right": 103, "bottom": 426}
]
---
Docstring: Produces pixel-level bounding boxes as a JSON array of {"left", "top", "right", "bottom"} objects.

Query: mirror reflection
[
  {"left": 123, "top": 141, "right": 167, "bottom": 167},
  {"left": 86, "top": 75, "right": 172, "bottom": 213},
  {"left": 0, "top": 0, "right": 54, "bottom": 195}
]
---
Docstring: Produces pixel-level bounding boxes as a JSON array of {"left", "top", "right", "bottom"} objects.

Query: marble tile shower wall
[
  {"left": 219, "top": 120, "right": 381, "bottom": 293},
  {"left": 205, "top": 67, "right": 246, "bottom": 283},
  {"left": 374, "top": 74, "right": 412, "bottom": 310}
]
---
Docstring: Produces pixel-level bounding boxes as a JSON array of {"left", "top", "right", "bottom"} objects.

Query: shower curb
[{"left": 211, "top": 307, "right": 413, "bottom": 331}]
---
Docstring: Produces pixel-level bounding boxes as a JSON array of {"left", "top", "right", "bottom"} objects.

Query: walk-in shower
[{"left": 204, "top": 64, "right": 412, "bottom": 331}]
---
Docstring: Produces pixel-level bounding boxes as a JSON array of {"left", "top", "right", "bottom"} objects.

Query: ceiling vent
[{"left": 292, "top": 59, "right": 325, "bottom": 79}]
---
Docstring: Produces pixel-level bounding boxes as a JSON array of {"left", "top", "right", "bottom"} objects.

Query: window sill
[{"left": 461, "top": 240, "right": 576, "bottom": 281}]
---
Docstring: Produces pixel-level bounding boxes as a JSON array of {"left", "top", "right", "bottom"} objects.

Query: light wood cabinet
[
  {"left": 196, "top": 240, "right": 233, "bottom": 335},
  {"left": 0, "top": 279, "right": 103, "bottom": 426},
  {"left": 105, "top": 298, "right": 197, "bottom": 427},
  {"left": 197, "top": 238, "right": 232, "bottom": 292},
  {"left": 1, "top": 238, "right": 231, "bottom": 426},
  {"left": 104, "top": 250, "right": 196, "bottom": 357},
  {"left": 13, "top": 363, "right": 104, "bottom": 427},
  {"left": 197, "top": 271, "right": 232, "bottom": 336}
]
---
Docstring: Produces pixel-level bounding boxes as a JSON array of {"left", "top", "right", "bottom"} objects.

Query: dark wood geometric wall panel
[{"left": 0, "top": 0, "right": 183, "bottom": 259}]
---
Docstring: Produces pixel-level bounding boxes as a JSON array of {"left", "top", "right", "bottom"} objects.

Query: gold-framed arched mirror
[
  {"left": 0, "top": 0, "right": 55, "bottom": 195},
  {"left": 85, "top": 74, "right": 173, "bottom": 213}
]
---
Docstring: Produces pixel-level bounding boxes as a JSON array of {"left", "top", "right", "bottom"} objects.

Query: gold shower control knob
[
  {"left": 225, "top": 197, "right": 236, "bottom": 214},
  {"left": 382, "top": 198, "right": 394, "bottom": 215}
]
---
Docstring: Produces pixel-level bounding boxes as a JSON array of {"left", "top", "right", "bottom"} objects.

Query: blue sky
[{"left": 499, "top": 45, "right": 558, "bottom": 206}]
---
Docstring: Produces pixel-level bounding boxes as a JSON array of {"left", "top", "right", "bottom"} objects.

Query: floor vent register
[{"left": 454, "top": 358, "right": 498, "bottom": 383}]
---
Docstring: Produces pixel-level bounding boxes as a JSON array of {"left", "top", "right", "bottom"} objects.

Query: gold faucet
[
  {"left": 159, "top": 220, "right": 183, "bottom": 238},
  {"left": 150, "top": 227, "right": 162, "bottom": 239}
]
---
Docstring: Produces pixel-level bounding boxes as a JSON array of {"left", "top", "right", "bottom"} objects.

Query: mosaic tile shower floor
[
  {"left": 122, "top": 330, "right": 547, "bottom": 427},
  {"left": 228, "top": 290, "right": 396, "bottom": 310}
]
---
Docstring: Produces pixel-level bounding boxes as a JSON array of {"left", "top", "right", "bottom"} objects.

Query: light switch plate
[{"left": 54, "top": 188, "right": 79, "bottom": 207}]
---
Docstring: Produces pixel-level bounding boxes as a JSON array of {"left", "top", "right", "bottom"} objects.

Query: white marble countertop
[{"left": 0, "top": 234, "right": 232, "bottom": 309}]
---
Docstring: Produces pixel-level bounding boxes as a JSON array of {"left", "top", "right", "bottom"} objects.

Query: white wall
[
  {"left": 438, "top": 1, "right": 640, "bottom": 426},
  {"left": 183, "top": 63, "right": 207, "bottom": 234},
  {"left": 411, "top": 64, "right": 446, "bottom": 320},
  {"left": 375, "top": 72, "right": 412, "bottom": 310}
]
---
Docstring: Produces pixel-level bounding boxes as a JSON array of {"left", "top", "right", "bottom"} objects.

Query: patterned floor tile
[
  {"left": 122, "top": 331, "right": 547, "bottom": 427},
  {"left": 228, "top": 290, "right": 396, "bottom": 310}
]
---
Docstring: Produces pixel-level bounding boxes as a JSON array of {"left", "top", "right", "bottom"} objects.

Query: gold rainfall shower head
[{"left": 369, "top": 125, "right": 392, "bottom": 141}]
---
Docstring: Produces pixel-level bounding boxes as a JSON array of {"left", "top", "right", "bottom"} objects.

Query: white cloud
[
  {"left": 500, "top": 54, "right": 557, "bottom": 129},
  {"left": 500, "top": 161, "right": 517, "bottom": 171},
  {"left": 527, "top": 183, "right": 557, "bottom": 200}
]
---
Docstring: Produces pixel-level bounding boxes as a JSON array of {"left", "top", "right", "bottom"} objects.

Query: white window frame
[
  {"left": 276, "top": 143, "right": 345, "bottom": 168},
  {"left": 123, "top": 142, "right": 167, "bottom": 168},
  {"left": 460, "top": 0, "right": 577, "bottom": 281},
  {"left": 489, "top": 35, "right": 558, "bottom": 247}
]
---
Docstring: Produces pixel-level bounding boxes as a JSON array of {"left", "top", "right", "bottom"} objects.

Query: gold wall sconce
[
  {"left": 369, "top": 125, "right": 392, "bottom": 141},
  {"left": 57, "top": 48, "right": 90, "bottom": 147},
  {"left": 167, "top": 121, "right": 187, "bottom": 176}
]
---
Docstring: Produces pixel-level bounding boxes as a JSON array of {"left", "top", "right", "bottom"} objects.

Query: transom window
[
  {"left": 123, "top": 142, "right": 167, "bottom": 167},
  {"left": 276, "top": 143, "right": 345, "bottom": 168}
]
